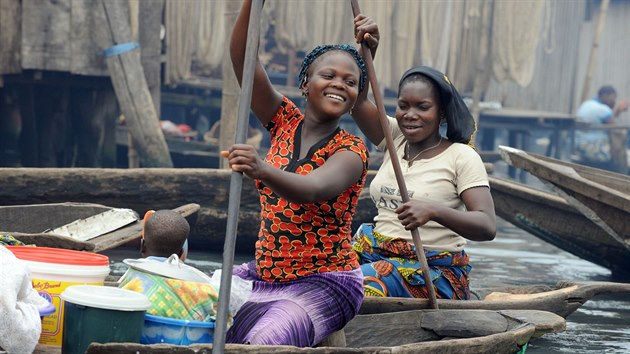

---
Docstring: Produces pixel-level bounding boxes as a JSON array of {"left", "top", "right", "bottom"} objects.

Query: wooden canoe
[
  {"left": 0, "top": 168, "right": 377, "bottom": 254},
  {"left": 488, "top": 176, "right": 630, "bottom": 276},
  {"left": 498, "top": 146, "right": 630, "bottom": 251},
  {"left": 72, "top": 309, "right": 564, "bottom": 354},
  {"left": 360, "top": 280, "right": 630, "bottom": 319},
  {"left": 0, "top": 202, "right": 200, "bottom": 252},
  {"left": 102, "top": 272, "right": 628, "bottom": 322}
]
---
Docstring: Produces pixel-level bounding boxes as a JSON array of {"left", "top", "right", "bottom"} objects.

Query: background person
[{"left": 575, "top": 85, "right": 629, "bottom": 173}]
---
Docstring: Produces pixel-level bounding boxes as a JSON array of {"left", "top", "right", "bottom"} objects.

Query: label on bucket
[{"left": 35, "top": 279, "right": 103, "bottom": 347}]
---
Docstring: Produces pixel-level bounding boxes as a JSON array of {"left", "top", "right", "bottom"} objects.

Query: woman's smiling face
[
  {"left": 303, "top": 51, "right": 360, "bottom": 119},
  {"left": 395, "top": 78, "right": 441, "bottom": 144}
]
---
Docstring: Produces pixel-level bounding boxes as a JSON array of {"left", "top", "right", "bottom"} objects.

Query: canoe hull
[
  {"left": 489, "top": 176, "right": 630, "bottom": 276},
  {"left": 498, "top": 146, "right": 630, "bottom": 244},
  {"left": 0, "top": 168, "right": 377, "bottom": 254},
  {"left": 78, "top": 309, "right": 553, "bottom": 354}
]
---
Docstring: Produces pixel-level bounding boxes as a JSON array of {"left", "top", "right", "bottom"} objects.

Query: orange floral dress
[{"left": 254, "top": 96, "right": 368, "bottom": 282}]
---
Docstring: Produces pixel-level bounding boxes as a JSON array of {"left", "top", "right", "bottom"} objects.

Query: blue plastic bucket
[{"left": 141, "top": 314, "right": 215, "bottom": 345}]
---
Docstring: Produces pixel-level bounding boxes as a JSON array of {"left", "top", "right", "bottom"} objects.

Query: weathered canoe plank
[{"left": 489, "top": 176, "right": 629, "bottom": 275}]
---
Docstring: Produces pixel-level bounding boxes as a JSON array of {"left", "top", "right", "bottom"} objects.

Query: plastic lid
[
  {"left": 123, "top": 255, "right": 212, "bottom": 283},
  {"left": 6, "top": 246, "right": 109, "bottom": 266},
  {"left": 145, "top": 314, "right": 215, "bottom": 328},
  {"left": 61, "top": 285, "right": 150, "bottom": 311}
]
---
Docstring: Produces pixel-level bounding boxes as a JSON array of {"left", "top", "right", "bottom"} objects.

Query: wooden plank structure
[
  {"left": 0, "top": 0, "right": 167, "bottom": 168},
  {"left": 0, "top": 0, "right": 21, "bottom": 75},
  {"left": 489, "top": 175, "right": 629, "bottom": 277}
]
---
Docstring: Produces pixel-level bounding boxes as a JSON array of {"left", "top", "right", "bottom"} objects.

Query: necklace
[{"left": 406, "top": 137, "right": 442, "bottom": 161}]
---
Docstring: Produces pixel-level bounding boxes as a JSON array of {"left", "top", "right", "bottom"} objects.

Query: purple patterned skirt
[{"left": 226, "top": 261, "right": 364, "bottom": 347}]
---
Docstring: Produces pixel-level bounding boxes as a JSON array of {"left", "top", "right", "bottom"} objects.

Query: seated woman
[
  {"left": 351, "top": 14, "right": 496, "bottom": 300},
  {"left": 220, "top": 0, "right": 372, "bottom": 347}
]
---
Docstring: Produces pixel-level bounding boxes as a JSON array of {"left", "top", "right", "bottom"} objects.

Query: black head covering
[{"left": 398, "top": 66, "right": 476, "bottom": 144}]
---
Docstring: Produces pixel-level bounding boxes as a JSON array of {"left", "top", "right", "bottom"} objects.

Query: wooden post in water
[
  {"left": 213, "top": 0, "right": 264, "bottom": 352},
  {"left": 350, "top": 0, "right": 439, "bottom": 309},
  {"left": 95, "top": 0, "right": 172, "bottom": 167},
  {"left": 580, "top": 0, "right": 610, "bottom": 103}
]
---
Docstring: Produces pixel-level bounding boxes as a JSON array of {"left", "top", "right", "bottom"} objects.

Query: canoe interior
[
  {"left": 0, "top": 202, "right": 114, "bottom": 233},
  {"left": 359, "top": 281, "right": 630, "bottom": 319},
  {"left": 1, "top": 203, "right": 200, "bottom": 252}
]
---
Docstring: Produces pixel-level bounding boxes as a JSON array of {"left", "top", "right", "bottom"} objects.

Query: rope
[{"left": 103, "top": 42, "right": 139, "bottom": 58}]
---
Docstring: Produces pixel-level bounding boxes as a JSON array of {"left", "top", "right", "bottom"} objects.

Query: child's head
[
  {"left": 141, "top": 209, "right": 190, "bottom": 261},
  {"left": 297, "top": 44, "right": 368, "bottom": 117}
]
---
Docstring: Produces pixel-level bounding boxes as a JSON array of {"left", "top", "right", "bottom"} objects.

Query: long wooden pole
[
  {"left": 95, "top": 0, "right": 173, "bottom": 167},
  {"left": 212, "top": 0, "right": 264, "bottom": 352},
  {"left": 580, "top": 0, "right": 610, "bottom": 103},
  {"left": 350, "top": 0, "right": 438, "bottom": 309}
]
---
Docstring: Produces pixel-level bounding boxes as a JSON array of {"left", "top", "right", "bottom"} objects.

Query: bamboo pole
[
  {"left": 580, "top": 0, "right": 610, "bottom": 103},
  {"left": 212, "top": 0, "right": 264, "bottom": 352},
  {"left": 350, "top": 0, "right": 438, "bottom": 310}
]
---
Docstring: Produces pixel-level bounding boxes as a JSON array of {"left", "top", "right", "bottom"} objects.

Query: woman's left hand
[
  {"left": 354, "top": 14, "right": 379, "bottom": 58},
  {"left": 220, "top": 144, "right": 269, "bottom": 180},
  {"left": 395, "top": 200, "right": 436, "bottom": 230}
]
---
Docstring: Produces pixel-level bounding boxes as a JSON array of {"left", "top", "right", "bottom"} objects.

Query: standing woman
[
  {"left": 351, "top": 16, "right": 496, "bottom": 300},
  {"left": 222, "top": 0, "right": 372, "bottom": 347}
]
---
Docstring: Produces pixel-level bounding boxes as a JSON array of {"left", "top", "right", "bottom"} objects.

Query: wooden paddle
[
  {"left": 350, "top": 0, "right": 439, "bottom": 309},
  {"left": 212, "top": 0, "right": 264, "bottom": 352}
]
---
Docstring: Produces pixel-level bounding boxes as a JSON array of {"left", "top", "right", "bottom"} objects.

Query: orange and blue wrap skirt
[{"left": 352, "top": 223, "right": 472, "bottom": 299}]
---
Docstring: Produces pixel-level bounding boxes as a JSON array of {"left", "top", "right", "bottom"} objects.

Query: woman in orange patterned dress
[{"left": 220, "top": 0, "right": 377, "bottom": 347}]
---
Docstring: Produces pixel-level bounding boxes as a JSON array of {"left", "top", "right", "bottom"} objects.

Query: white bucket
[{"left": 6, "top": 246, "right": 110, "bottom": 347}]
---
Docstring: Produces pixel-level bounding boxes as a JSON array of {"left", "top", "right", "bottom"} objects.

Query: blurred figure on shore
[{"left": 575, "top": 85, "right": 629, "bottom": 173}]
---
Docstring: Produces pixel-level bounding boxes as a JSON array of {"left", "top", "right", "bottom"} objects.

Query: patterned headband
[{"left": 297, "top": 44, "right": 368, "bottom": 93}]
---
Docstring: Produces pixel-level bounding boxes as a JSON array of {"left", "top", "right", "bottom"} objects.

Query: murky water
[{"left": 466, "top": 218, "right": 630, "bottom": 354}]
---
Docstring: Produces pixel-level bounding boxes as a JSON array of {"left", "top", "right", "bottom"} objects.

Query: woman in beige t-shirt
[{"left": 350, "top": 29, "right": 496, "bottom": 299}]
